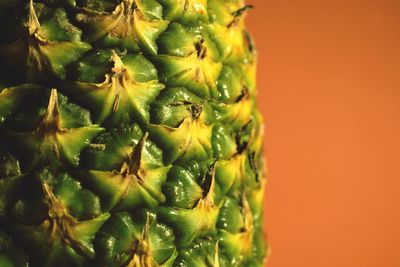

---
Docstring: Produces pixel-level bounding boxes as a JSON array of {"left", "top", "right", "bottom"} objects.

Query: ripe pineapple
[{"left": 0, "top": 0, "right": 268, "bottom": 266}]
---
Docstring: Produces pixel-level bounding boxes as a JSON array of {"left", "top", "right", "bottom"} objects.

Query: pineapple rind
[{"left": 0, "top": 0, "right": 267, "bottom": 266}]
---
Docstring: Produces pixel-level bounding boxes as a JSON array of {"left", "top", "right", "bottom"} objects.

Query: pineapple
[{"left": 0, "top": 0, "right": 268, "bottom": 266}]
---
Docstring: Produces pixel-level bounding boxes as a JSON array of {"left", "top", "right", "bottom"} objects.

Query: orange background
[{"left": 246, "top": 0, "right": 400, "bottom": 266}]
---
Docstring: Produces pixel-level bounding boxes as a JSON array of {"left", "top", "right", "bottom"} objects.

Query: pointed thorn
[
  {"left": 232, "top": 5, "right": 254, "bottom": 17},
  {"left": 129, "top": 132, "right": 148, "bottom": 172},
  {"left": 42, "top": 89, "right": 61, "bottom": 130},
  {"left": 28, "top": 0, "right": 41, "bottom": 35},
  {"left": 111, "top": 50, "right": 125, "bottom": 72},
  {"left": 142, "top": 213, "right": 151, "bottom": 240},
  {"left": 242, "top": 194, "right": 253, "bottom": 231},
  {"left": 42, "top": 182, "right": 53, "bottom": 199},
  {"left": 227, "top": 5, "right": 254, "bottom": 28},
  {"left": 204, "top": 163, "right": 216, "bottom": 205},
  {"left": 214, "top": 241, "right": 220, "bottom": 267}
]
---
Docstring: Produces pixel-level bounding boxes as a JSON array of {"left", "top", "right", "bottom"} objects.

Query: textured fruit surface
[{"left": 0, "top": 0, "right": 267, "bottom": 266}]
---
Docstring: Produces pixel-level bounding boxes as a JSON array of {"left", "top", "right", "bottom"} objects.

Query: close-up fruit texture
[{"left": 0, "top": 0, "right": 267, "bottom": 266}]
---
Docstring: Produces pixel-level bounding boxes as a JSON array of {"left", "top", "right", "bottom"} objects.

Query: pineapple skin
[{"left": 0, "top": 0, "right": 267, "bottom": 266}]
